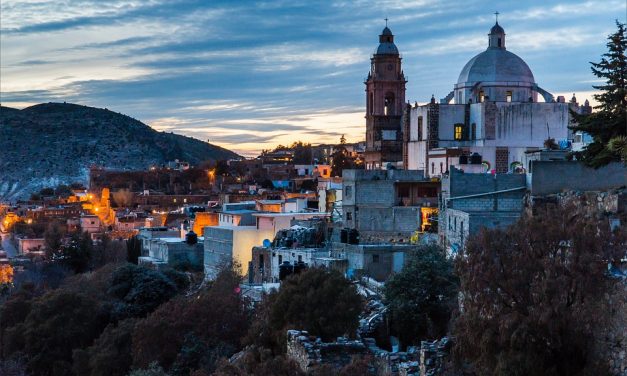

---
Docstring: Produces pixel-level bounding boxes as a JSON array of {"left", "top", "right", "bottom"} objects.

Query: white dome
[{"left": 457, "top": 48, "right": 535, "bottom": 85}]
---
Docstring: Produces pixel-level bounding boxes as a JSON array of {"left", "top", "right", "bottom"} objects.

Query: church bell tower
[{"left": 364, "top": 23, "right": 407, "bottom": 170}]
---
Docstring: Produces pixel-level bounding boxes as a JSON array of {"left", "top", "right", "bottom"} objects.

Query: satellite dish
[{"left": 262, "top": 239, "right": 272, "bottom": 248}]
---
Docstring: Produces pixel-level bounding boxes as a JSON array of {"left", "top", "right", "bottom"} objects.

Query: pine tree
[{"left": 570, "top": 21, "right": 626, "bottom": 167}]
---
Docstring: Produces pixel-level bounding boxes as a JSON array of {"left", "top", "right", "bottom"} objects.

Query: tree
[
  {"left": 383, "top": 244, "right": 458, "bottom": 349},
  {"left": 330, "top": 146, "right": 351, "bottom": 177},
  {"left": 44, "top": 220, "right": 65, "bottom": 254},
  {"left": 55, "top": 231, "right": 92, "bottom": 273},
  {"left": 72, "top": 318, "right": 138, "bottom": 376},
  {"left": 291, "top": 141, "right": 312, "bottom": 164},
  {"left": 127, "top": 235, "right": 142, "bottom": 264},
  {"left": 132, "top": 266, "right": 249, "bottom": 372},
  {"left": 453, "top": 204, "right": 625, "bottom": 375},
  {"left": 264, "top": 268, "right": 362, "bottom": 345},
  {"left": 112, "top": 188, "right": 134, "bottom": 207},
  {"left": 570, "top": 21, "right": 626, "bottom": 167},
  {"left": 4, "top": 290, "right": 109, "bottom": 376},
  {"left": 107, "top": 264, "right": 180, "bottom": 320}
]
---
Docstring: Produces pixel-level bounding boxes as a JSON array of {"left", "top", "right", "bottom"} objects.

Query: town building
[
  {"left": 139, "top": 231, "right": 203, "bottom": 269},
  {"left": 439, "top": 168, "right": 526, "bottom": 253},
  {"left": 342, "top": 169, "right": 439, "bottom": 243}
]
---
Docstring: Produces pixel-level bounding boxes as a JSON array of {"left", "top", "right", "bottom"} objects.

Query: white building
[{"left": 405, "top": 21, "right": 584, "bottom": 177}]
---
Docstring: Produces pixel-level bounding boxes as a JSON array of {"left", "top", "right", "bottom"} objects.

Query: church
[{"left": 365, "top": 19, "right": 591, "bottom": 175}]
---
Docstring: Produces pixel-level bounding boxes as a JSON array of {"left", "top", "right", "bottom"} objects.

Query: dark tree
[
  {"left": 44, "top": 220, "right": 65, "bottom": 255},
  {"left": 570, "top": 21, "right": 627, "bottom": 166},
  {"left": 72, "top": 318, "right": 138, "bottom": 376},
  {"left": 383, "top": 244, "right": 458, "bottom": 349},
  {"left": 107, "top": 263, "right": 180, "bottom": 320},
  {"left": 291, "top": 141, "right": 312, "bottom": 164},
  {"left": 127, "top": 235, "right": 142, "bottom": 264},
  {"left": 56, "top": 231, "right": 92, "bottom": 273},
  {"left": 453, "top": 204, "right": 625, "bottom": 375},
  {"left": 3, "top": 290, "right": 109, "bottom": 376},
  {"left": 132, "top": 266, "right": 249, "bottom": 372},
  {"left": 266, "top": 268, "right": 362, "bottom": 344},
  {"left": 330, "top": 146, "right": 351, "bottom": 177}
]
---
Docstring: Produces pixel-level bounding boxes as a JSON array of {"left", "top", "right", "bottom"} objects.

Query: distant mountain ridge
[{"left": 0, "top": 102, "right": 240, "bottom": 201}]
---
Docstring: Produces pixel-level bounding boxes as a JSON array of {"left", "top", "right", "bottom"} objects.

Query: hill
[{"left": 0, "top": 102, "right": 240, "bottom": 200}]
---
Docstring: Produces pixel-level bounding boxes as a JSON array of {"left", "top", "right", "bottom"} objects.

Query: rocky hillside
[{"left": 0, "top": 102, "right": 240, "bottom": 200}]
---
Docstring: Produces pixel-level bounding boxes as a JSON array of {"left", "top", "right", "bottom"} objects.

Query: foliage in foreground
[
  {"left": 454, "top": 204, "right": 625, "bottom": 375},
  {"left": 383, "top": 243, "right": 458, "bottom": 349}
]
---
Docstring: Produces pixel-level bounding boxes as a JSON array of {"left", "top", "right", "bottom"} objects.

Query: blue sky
[{"left": 1, "top": 0, "right": 624, "bottom": 156}]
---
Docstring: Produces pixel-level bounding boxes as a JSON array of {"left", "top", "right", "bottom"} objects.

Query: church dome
[
  {"left": 490, "top": 22, "right": 504, "bottom": 34},
  {"left": 376, "top": 42, "right": 399, "bottom": 55},
  {"left": 375, "top": 26, "right": 399, "bottom": 55},
  {"left": 457, "top": 48, "right": 535, "bottom": 85}
]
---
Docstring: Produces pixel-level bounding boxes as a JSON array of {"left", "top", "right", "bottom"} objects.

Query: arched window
[
  {"left": 369, "top": 92, "right": 374, "bottom": 115},
  {"left": 417, "top": 116, "right": 423, "bottom": 140},
  {"left": 431, "top": 162, "right": 435, "bottom": 174},
  {"left": 384, "top": 92, "right": 395, "bottom": 116},
  {"left": 498, "top": 38, "right": 502, "bottom": 47},
  {"left": 439, "top": 162, "right": 443, "bottom": 173}
]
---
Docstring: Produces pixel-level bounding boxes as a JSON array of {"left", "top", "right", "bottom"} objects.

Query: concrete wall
[
  {"left": 442, "top": 168, "right": 526, "bottom": 212},
  {"left": 444, "top": 209, "right": 520, "bottom": 253},
  {"left": 530, "top": 161, "right": 626, "bottom": 196}
]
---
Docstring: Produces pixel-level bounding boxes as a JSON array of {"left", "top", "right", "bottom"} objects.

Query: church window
[
  {"left": 384, "top": 92, "right": 395, "bottom": 116},
  {"left": 454, "top": 124, "right": 464, "bottom": 140},
  {"left": 369, "top": 92, "right": 374, "bottom": 115},
  {"left": 498, "top": 38, "right": 502, "bottom": 47},
  {"left": 471, "top": 123, "right": 476, "bottom": 140},
  {"left": 417, "top": 116, "right": 423, "bottom": 140},
  {"left": 506, "top": 91, "right": 512, "bottom": 102},
  {"left": 431, "top": 162, "right": 435, "bottom": 174},
  {"left": 439, "top": 162, "right": 443, "bottom": 174}
]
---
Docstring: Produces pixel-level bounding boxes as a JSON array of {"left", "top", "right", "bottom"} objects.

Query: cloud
[{"left": 0, "top": 0, "right": 617, "bottom": 153}]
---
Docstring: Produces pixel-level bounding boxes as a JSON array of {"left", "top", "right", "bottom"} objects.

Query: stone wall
[
  {"left": 286, "top": 330, "right": 454, "bottom": 376},
  {"left": 286, "top": 330, "right": 369, "bottom": 372}
]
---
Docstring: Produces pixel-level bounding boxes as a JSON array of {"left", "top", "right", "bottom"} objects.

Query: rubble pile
[{"left": 272, "top": 224, "right": 325, "bottom": 248}]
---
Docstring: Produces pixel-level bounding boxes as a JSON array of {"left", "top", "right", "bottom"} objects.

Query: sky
[{"left": 1, "top": 0, "right": 625, "bottom": 156}]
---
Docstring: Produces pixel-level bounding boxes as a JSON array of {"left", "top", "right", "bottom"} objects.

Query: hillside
[{"left": 0, "top": 102, "right": 240, "bottom": 200}]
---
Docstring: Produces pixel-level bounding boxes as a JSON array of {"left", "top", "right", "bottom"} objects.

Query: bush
[{"left": 107, "top": 264, "right": 179, "bottom": 320}]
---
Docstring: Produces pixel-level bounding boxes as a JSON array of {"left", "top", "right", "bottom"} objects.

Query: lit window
[
  {"left": 479, "top": 91, "right": 485, "bottom": 103},
  {"left": 506, "top": 91, "right": 512, "bottom": 102},
  {"left": 454, "top": 125, "right": 463, "bottom": 140}
]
